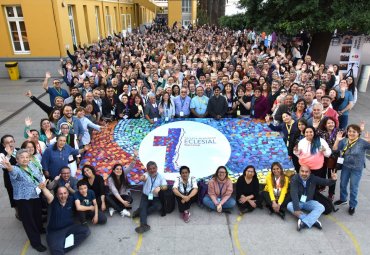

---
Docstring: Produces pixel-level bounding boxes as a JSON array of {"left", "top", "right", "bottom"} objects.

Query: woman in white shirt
[
  {"left": 294, "top": 126, "right": 332, "bottom": 179},
  {"left": 172, "top": 166, "right": 198, "bottom": 223}
]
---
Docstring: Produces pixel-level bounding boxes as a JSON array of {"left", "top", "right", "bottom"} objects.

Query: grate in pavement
[{"left": 26, "top": 79, "right": 44, "bottom": 82}]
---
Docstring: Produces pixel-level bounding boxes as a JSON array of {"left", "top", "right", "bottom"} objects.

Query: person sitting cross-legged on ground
[
  {"left": 40, "top": 184, "right": 91, "bottom": 255},
  {"left": 261, "top": 162, "right": 290, "bottom": 219},
  {"left": 287, "top": 165, "right": 337, "bottom": 231},
  {"left": 106, "top": 151, "right": 138, "bottom": 217},
  {"left": 133, "top": 161, "right": 167, "bottom": 234},
  {"left": 172, "top": 166, "right": 198, "bottom": 223},
  {"left": 203, "top": 166, "right": 236, "bottom": 213},
  {"left": 236, "top": 165, "right": 263, "bottom": 214},
  {"left": 74, "top": 180, "right": 107, "bottom": 225}
]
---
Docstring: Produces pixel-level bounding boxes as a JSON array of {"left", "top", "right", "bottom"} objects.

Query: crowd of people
[{"left": 1, "top": 23, "right": 369, "bottom": 254}]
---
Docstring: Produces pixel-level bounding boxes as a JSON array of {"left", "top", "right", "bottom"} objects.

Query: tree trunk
[{"left": 308, "top": 32, "right": 332, "bottom": 64}]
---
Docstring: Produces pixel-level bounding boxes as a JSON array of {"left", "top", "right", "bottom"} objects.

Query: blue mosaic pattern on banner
[{"left": 114, "top": 118, "right": 294, "bottom": 184}]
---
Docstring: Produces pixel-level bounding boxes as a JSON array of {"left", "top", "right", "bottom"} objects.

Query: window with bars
[{"left": 4, "top": 6, "right": 30, "bottom": 53}]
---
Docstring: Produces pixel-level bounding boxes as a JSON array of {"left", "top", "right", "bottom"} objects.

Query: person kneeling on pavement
[
  {"left": 287, "top": 165, "right": 337, "bottom": 231},
  {"left": 133, "top": 161, "right": 167, "bottom": 233},
  {"left": 40, "top": 184, "right": 90, "bottom": 255}
]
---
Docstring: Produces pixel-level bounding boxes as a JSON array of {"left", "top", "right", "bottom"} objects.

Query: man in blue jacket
[{"left": 287, "top": 165, "right": 337, "bottom": 231}]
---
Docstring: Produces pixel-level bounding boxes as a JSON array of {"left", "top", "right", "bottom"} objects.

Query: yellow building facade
[
  {"left": 168, "top": 0, "right": 197, "bottom": 28},
  {"left": 0, "top": 0, "right": 157, "bottom": 77}
]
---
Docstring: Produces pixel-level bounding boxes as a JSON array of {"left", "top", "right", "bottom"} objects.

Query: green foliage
[
  {"left": 219, "top": 13, "right": 248, "bottom": 30},
  {"left": 197, "top": 7, "right": 209, "bottom": 26},
  {"left": 235, "top": 0, "right": 370, "bottom": 35}
]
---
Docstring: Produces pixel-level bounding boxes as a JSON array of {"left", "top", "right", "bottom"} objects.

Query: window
[
  {"left": 5, "top": 6, "right": 30, "bottom": 53},
  {"left": 68, "top": 5, "right": 78, "bottom": 46},
  {"left": 95, "top": 6, "right": 101, "bottom": 39},
  {"left": 182, "top": 0, "right": 191, "bottom": 13},
  {"left": 105, "top": 7, "right": 112, "bottom": 35}
]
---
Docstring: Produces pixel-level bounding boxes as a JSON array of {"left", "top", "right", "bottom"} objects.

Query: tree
[{"left": 220, "top": 0, "right": 370, "bottom": 63}]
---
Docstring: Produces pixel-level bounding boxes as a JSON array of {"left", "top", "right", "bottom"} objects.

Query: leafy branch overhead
[{"left": 220, "top": 0, "right": 370, "bottom": 35}]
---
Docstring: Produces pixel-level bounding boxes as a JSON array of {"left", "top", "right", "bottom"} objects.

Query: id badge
[
  {"left": 180, "top": 111, "right": 184, "bottom": 117},
  {"left": 148, "top": 193, "right": 154, "bottom": 200},
  {"left": 337, "top": 157, "right": 344, "bottom": 164},
  {"left": 237, "top": 110, "right": 241, "bottom": 116},
  {"left": 153, "top": 118, "right": 158, "bottom": 122},
  {"left": 217, "top": 197, "right": 221, "bottom": 203},
  {"left": 228, "top": 102, "right": 232, "bottom": 107},
  {"left": 110, "top": 110, "right": 115, "bottom": 115},
  {"left": 165, "top": 117, "right": 169, "bottom": 122},
  {"left": 123, "top": 115, "right": 128, "bottom": 119},
  {"left": 300, "top": 195, "right": 307, "bottom": 203},
  {"left": 35, "top": 187, "right": 42, "bottom": 195}
]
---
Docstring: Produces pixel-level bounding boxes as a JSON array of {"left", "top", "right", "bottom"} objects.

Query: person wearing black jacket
[
  {"left": 287, "top": 165, "right": 337, "bottom": 231},
  {"left": 0, "top": 135, "right": 19, "bottom": 219}
]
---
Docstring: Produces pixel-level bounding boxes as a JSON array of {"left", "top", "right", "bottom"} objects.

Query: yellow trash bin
[{"left": 5, "top": 62, "right": 20, "bottom": 80}]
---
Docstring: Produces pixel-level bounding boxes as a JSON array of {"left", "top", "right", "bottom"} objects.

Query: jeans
[
  {"left": 287, "top": 200, "right": 325, "bottom": 228},
  {"left": 202, "top": 195, "right": 236, "bottom": 211},
  {"left": 338, "top": 114, "right": 349, "bottom": 129},
  {"left": 139, "top": 194, "right": 162, "bottom": 225},
  {"left": 47, "top": 224, "right": 90, "bottom": 255},
  {"left": 340, "top": 166, "right": 363, "bottom": 208}
]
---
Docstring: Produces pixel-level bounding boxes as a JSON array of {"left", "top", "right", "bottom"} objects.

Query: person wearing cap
[{"left": 42, "top": 71, "right": 69, "bottom": 107}]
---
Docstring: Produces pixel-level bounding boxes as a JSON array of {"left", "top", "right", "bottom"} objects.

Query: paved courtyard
[{"left": 0, "top": 78, "right": 369, "bottom": 255}]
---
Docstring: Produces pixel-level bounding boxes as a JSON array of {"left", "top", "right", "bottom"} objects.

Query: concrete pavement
[{"left": 0, "top": 77, "right": 370, "bottom": 255}]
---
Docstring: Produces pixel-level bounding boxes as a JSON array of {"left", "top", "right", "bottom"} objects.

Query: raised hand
[
  {"left": 336, "top": 131, "right": 345, "bottom": 141},
  {"left": 45, "top": 72, "right": 51, "bottom": 79},
  {"left": 25, "top": 90, "right": 32, "bottom": 98},
  {"left": 25, "top": 117, "right": 32, "bottom": 127},
  {"left": 58, "top": 69, "right": 64, "bottom": 76},
  {"left": 360, "top": 120, "right": 365, "bottom": 131}
]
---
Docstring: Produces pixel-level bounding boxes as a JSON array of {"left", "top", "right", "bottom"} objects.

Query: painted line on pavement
[
  {"left": 131, "top": 218, "right": 143, "bottom": 255},
  {"left": 326, "top": 215, "right": 362, "bottom": 255},
  {"left": 20, "top": 240, "right": 30, "bottom": 255},
  {"left": 233, "top": 215, "right": 246, "bottom": 255},
  {"left": 0, "top": 92, "right": 46, "bottom": 127}
]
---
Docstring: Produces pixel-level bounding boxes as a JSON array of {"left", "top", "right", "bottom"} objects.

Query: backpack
[
  {"left": 197, "top": 180, "right": 208, "bottom": 208},
  {"left": 314, "top": 191, "right": 338, "bottom": 215},
  {"left": 159, "top": 186, "right": 175, "bottom": 216}
]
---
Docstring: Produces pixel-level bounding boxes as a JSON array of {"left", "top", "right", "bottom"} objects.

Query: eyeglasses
[
  {"left": 218, "top": 171, "right": 226, "bottom": 174},
  {"left": 281, "top": 90, "right": 287, "bottom": 93}
]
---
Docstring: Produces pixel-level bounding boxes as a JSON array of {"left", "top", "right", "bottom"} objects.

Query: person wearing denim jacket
[{"left": 333, "top": 124, "right": 370, "bottom": 215}]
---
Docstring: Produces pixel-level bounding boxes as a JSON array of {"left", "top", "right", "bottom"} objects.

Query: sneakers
[
  {"left": 313, "top": 220, "right": 323, "bottom": 230},
  {"left": 135, "top": 224, "right": 150, "bottom": 234},
  {"left": 334, "top": 200, "right": 348, "bottom": 206},
  {"left": 109, "top": 208, "right": 116, "bottom": 217},
  {"left": 348, "top": 207, "right": 355, "bottom": 215},
  {"left": 297, "top": 219, "right": 307, "bottom": 231},
  {"left": 120, "top": 209, "right": 131, "bottom": 217},
  {"left": 183, "top": 211, "right": 191, "bottom": 223}
]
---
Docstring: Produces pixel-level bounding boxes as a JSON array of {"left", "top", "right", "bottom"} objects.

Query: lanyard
[
  {"left": 54, "top": 87, "right": 62, "bottom": 96},
  {"left": 217, "top": 182, "right": 225, "bottom": 198},
  {"left": 180, "top": 98, "right": 186, "bottom": 109},
  {"left": 36, "top": 143, "right": 43, "bottom": 156},
  {"left": 21, "top": 166, "right": 40, "bottom": 185},
  {"left": 342, "top": 138, "right": 358, "bottom": 156},
  {"left": 197, "top": 96, "right": 206, "bottom": 105},
  {"left": 285, "top": 121, "right": 294, "bottom": 146},
  {"left": 67, "top": 120, "right": 74, "bottom": 128},
  {"left": 31, "top": 157, "right": 42, "bottom": 173},
  {"left": 149, "top": 175, "right": 158, "bottom": 192},
  {"left": 182, "top": 182, "right": 188, "bottom": 195},
  {"left": 329, "top": 129, "right": 337, "bottom": 141},
  {"left": 275, "top": 177, "right": 281, "bottom": 189}
]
